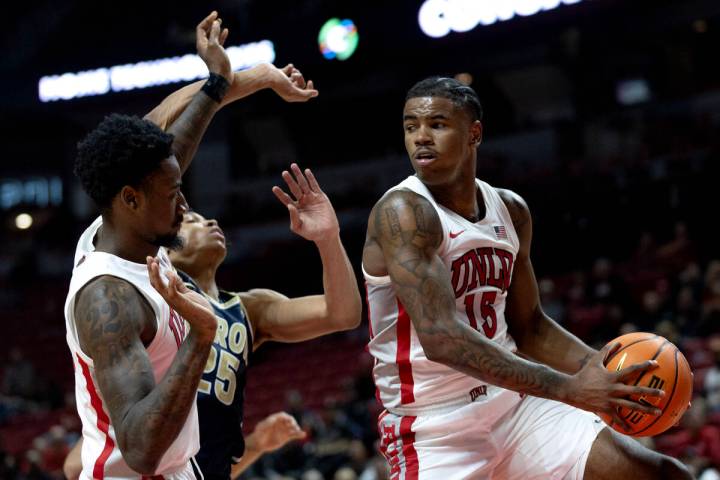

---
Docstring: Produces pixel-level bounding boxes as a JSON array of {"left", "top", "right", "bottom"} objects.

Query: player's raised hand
[
  {"left": 196, "top": 11, "right": 232, "bottom": 82},
  {"left": 146, "top": 256, "right": 217, "bottom": 341},
  {"left": 272, "top": 164, "right": 339, "bottom": 243},
  {"left": 564, "top": 342, "right": 665, "bottom": 432},
  {"left": 265, "top": 63, "right": 318, "bottom": 102},
  {"left": 249, "top": 412, "right": 306, "bottom": 453}
]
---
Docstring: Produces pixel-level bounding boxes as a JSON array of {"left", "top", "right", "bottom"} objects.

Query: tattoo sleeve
[
  {"left": 372, "top": 190, "right": 572, "bottom": 401},
  {"left": 165, "top": 88, "right": 222, "bottom": 174},
  {"left": 75, "top": 276, "right": 212, "bottom": 474}
]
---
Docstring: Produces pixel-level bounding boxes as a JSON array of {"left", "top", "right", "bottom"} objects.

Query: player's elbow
[
  {"left": 122, "top": 449, "right": 161, "bottom": 476},
  {"left": 417, "top": 334, "right": 448, "bottom": 364},
  {"left": 126, "top": 456, "right": 161, "bottom": 476},
  {"left": 330, "top": 293, "right": 362, "bottom": 331}
]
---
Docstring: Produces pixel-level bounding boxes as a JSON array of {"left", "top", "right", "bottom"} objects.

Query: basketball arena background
[{"left": 1, "top": 0, "right": 720, "bottom": 478}]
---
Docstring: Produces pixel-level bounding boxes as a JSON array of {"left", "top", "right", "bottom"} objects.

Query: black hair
[
  {"left": 406, "top": 76, "right": 483, "bottom": 121},
  {"left": 74, "top": 114, "right": 174, "bottom": 210}
]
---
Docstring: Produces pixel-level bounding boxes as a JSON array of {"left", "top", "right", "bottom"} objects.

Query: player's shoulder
[
  {"left": 373, "top": 187, "right": 431, "bottom": 210},
  {"left": 74, "top": 275, "right": 153, "bottom": 350},
  {"left": 494, "top": 187, "right": 530, "bottom": 227},
  {"left": 76, "top": 274, "right": 145, "bottom": 307},
  {"left": 369, "top": 188, "right": 441, "bottom": 236}
]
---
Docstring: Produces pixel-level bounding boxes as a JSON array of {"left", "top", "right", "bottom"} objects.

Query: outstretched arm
[
  {"left": 230, "top": 412, "right": 305, "bottom": 479},
  {"left": 145, "top": 63, "right": 318, "bottom": 131},
  {"left": 74, "top": 266, "right": 216, "bottom": 474},
  {"left": 246, "top": 164, "right": 361, "bottom": 348},
  {"left": 501, "top": 189, "right": 597, "bottom": 374},
  {"left": 162, "top": 11, "right": 232, "bottom": 174}
]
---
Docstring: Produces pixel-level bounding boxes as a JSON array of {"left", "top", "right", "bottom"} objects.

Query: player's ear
[
  {"left": 470, "top": 120, "right": 483, "bottom": 146},
  {"left": 120, "top": 186, "right": 140, "bottom": 211}
]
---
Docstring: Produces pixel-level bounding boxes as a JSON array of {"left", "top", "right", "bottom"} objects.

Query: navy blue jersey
[{"left": 178, "top": 271, "right": 253, "bottom": 480}]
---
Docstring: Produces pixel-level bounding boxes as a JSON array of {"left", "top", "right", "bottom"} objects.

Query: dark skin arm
[
  {"left": 368, "top": 189, "right": 664, "bottom": 429},
  {"left": 500, "top": 189, "right": 596, "bottom": 374},
  {"left": 75, "top": 272, "right": 215, "bottom": 474},
  {"left": 370, "top": 189, "right": 574, "bottom": 399},
  {"left": 165, "top": 11, "right": 232, "bottom": 174}
]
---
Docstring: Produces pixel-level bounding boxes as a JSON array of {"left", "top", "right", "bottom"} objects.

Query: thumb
[{"left": 601, "top": 341, "right": 621, "bottom": 365}]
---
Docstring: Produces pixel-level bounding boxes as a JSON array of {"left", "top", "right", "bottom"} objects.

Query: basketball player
[
  {"left": 167, "top": 163, "right": 361, "bottom": 479},
  {"left": 66, "top": 165, "right": 361, "bottom": 480},
  {"left": 64, "top": 11, "right": 235, "bottom": 479},
  {"left": 362, "top": 77, "right": 692, "bottom": 479}
]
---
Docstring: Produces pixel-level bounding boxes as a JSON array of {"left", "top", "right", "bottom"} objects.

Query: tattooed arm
[
  {"left": 74, "top": 276, "right": 215, "bottom": 474},
  {"left": 499, "top": 189, "right": 597, "bottom": 374},
  {"left": 370, "top": 190, "right": 574, "bottom": 399},
  {"left": 370, "top": 190, "right": 664, "bottom": 423}
]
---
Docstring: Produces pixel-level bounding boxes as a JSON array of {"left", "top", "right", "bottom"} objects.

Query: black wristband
[{"left": 201, "top": 73, "right": 230, "bottom": 103}]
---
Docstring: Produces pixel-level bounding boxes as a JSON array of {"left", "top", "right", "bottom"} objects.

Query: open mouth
[{"left": 414, "top": 150, "right": 437, "bottom": 166}]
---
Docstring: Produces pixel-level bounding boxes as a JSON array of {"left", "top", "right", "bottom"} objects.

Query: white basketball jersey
[
  {"left": 64, "top": 216, "right": 200, "bottom": 480},
  {"left": 364, "top": 176, "right": 522, "bottom": 417}
]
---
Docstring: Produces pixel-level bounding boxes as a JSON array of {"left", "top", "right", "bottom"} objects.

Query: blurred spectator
[
  {"left": 706, "top": 340, "right": 720, "bottom": 413},
  {"left": 656, "top": 397, "right": 720, "bottom": 475},
  {"left": 2, "top": 349, "right": 37, "bottom": 400},
  {"left": 538, "top": 278, "right": 565, "bottom": 325}
]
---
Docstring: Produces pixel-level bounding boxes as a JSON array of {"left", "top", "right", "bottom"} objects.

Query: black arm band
[{"left": 201, "top": 73, "right": 230, "bottom": 103}]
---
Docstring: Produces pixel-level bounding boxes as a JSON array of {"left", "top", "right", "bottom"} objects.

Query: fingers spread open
[
  {"left": 617, "top": 360, "right": 658, "bottom": 380},
  {"left": 610, "top": 397, "right": 662, "bottom": 416},
  {"left": 272, "top": 186, "right": 293, "bottom": 206},
  {"left": 282, "top": 170, "right": 303, "bottom": 200},
  {"left": 305, "top": 168, "right": 321, "bottom": 193},
  {"left": 290, "top": 163, "right": 310, "bottom": 193}
]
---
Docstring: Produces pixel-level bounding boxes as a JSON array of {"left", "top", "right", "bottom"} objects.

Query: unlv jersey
[
  {"left": 364, "top": 176, "right": 522, "bottom": 417},
  {"left": 64, "top": 216, "right": 201, "bottom": 480}
]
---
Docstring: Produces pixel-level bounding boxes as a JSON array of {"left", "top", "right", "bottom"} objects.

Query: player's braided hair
[
  {"left": 74, "top": 114, "right": 174, "bottom": 210},
  {"left": 406, "top": 76, "right": 483, "bottom": 121}
]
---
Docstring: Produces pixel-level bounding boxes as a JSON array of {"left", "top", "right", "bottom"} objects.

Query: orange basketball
[{"left": 598, "top": 332, "right": 693, "bottom": 437}]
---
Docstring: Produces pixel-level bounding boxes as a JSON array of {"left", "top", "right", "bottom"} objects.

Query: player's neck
[
  {"left": 192, "top": 269, "right": 220, "bottom": 301},
  {"left": 427, "top": 176, "right": 482, "bottom": 223},
  {"left": 95, "top": 220, "right": 160, "bottom": 264}
]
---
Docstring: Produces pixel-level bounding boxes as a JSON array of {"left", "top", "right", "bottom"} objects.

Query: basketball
[{"left": 599, "top": 332, "right": 693, "bottom": 437}]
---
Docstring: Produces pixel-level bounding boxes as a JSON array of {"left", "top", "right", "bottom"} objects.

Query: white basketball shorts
[{"left": 378, "top": 394, "right": 606, "bottom": 480}]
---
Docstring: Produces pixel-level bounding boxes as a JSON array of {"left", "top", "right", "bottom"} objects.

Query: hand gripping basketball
[{"left": 564, "top": 342, "right": 665, "bottom": 433}]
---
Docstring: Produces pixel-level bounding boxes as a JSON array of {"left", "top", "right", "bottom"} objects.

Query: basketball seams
[
  {"left": 605, "top": 335, "right": 659, "bottom": 365},
  {"left": 632, "top": 347, "right": 680, "bottom": 436},
  {"left": 630, "top": 340, "right": 669, "bottom": 387}
]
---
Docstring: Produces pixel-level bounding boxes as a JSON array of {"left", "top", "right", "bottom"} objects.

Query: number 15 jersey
[{"left": 364, "top": 175, "right": 521, "bottom": 418}]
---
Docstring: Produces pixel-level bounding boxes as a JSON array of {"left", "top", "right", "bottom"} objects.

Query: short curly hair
[
  {"left": 74, "top": 114, "right": 174, "bottom": 209},
  {"left": 406, "top": 76, "right": 483, "bottom": 122}
]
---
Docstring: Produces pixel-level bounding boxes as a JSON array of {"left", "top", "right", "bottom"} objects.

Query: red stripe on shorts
[
  {"left": 396, "top": 300, "right": 415, "bottom": 404},
  {"left": 77, "top": 354, "right": 115, "bottom": 480},
  {"left": 400, "top": 416, "right": 419, "bottom": 480},
  {"left": 365, "top": 282, "right": 375, "bottom": 339}
]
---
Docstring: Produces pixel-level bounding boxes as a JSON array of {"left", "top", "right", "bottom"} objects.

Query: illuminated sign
[
  {"left": 1, "top": 177, "right": 63, "bottom": 210},
  {"left": 418, "top": 0, "right": 583, "bottom": 38},
  {"left": 38, "top": 40, "right": 276, "bottom": 102},
  {"left": 318, "top": 18, "right": 359, "bottom": 60}
]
